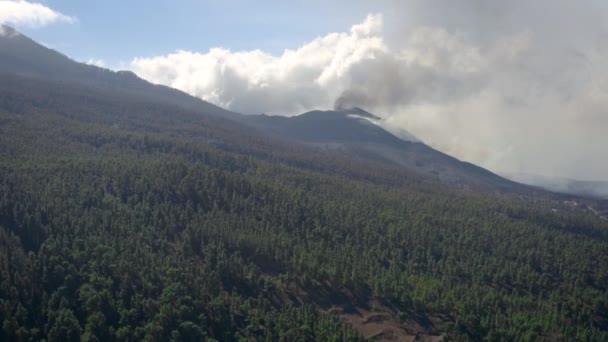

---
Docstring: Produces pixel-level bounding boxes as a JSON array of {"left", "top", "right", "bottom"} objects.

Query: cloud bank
[
  {"left": 0, "top": 0, "right": 76, "bottom": 28},
  {"left": 132, "top": 14, "right": 386, "bottom": 115},
  {"left": 130, "top": 1, "right": 608, "bottom": 181}
]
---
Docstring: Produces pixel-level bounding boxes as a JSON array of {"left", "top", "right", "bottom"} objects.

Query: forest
[{"left": 1, "top": 75, "right": 608, "bottom": 341}]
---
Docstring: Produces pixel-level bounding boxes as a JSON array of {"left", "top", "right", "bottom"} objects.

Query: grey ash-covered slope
[{"left": 0, "top": 25, "right": 232, "bottom": 117}]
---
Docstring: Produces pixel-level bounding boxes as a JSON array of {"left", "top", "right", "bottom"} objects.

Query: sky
[
  {"left": 2, "top": 0, "right": 394, "bottom": 67},
  {"left": 2, "top": 0, "right": 608, "bottom": 182}
]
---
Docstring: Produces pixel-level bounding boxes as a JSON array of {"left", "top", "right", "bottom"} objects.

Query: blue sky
[{"left": 14, "top": 0, "right": 391, "bottom": 67}]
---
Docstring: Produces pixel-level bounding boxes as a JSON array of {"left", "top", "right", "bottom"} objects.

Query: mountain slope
[
  {"left": 1, "top": 24, "right": 532, "bottom": 194},
  {"left": 0, "top": 25, "right": 233, "bottom": 117},
  {"left": 3, "top": 70, "right": 608, "bottom": 342},
  {"left": 242, "top": 108, "right": 528, "bottom": 193},
  {"left": 2, "top": 28, "right": 608, "bottom": 341}
]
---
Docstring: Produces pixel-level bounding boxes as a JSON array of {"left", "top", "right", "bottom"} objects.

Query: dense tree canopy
[{"left": 0, "top": 76, "right": 607, "bottom": 341}]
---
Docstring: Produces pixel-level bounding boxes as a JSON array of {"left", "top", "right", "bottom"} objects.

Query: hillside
[
  {"left": 1, "top": 28, "right": 608, "bottom": 341},
  {"left": 242, "top": 108, "right": 527, "bottom": 193},
  {"left": 0, "top": 25, "right": 233, "bottom": 117},
  {"left": 0, "top": 24, "right": 563, "bottom": 197}
]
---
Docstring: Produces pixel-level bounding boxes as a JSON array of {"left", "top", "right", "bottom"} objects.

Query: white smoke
[{"left": 130, "top": 1, "right": 608, "bottom": 181}]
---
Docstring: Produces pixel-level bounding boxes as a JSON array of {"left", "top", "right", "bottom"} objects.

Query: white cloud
[
  {"left": 131, "top": 14, "right": 386, "bottom": 115},
  {"left": 0, "top": 0, "right": 76, "bottom": 28},
  {"left": 84, "top": 58, "right": 106, "bottom": 68},
  {"left": 130, "top": 2, "right": 608, "bottom": 181}
]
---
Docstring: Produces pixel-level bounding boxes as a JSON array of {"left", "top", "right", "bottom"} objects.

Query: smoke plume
[{"left": 130, "top": 1, "right": 608, "bottom": 182}]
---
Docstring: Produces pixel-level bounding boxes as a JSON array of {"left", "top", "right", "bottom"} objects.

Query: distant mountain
[
  {"left": 0, "top": 25, "right": 589, "bottom": 197},
  {"left": 505, "top": 172, "right": 608, "bottom": 200},
  {"left": 0, "top": 25, "right": 233, "bottom": 117},
  {"left": 242, "top": 108, "right": 403, "bottom": 145},
  {"left": 242, "top": 108, "right": 527, "bottom": 192}
]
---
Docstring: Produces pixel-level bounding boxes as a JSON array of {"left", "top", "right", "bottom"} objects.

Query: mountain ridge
[
  {"left": 241, "top": 107, "right": 532, "bottom": 193},
  {"left": 0, "top": 25, "right": 601, "bottom": 201},
  {"left": 2, "top": 24, "right": 608, "bottom": 341},
  {"left": 0, "top": 25, "right": 234, "bottom": 118}
]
